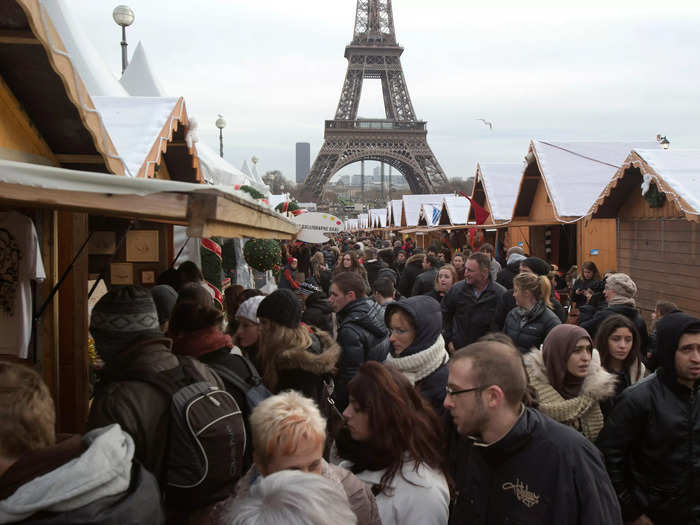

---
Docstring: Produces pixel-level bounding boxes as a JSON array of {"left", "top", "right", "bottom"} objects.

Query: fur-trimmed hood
[
  {"left": 265, "top": 326, "right": 341, "bottom": 390},
  {"left": 406, "top": 253, "right": 426, "bottom": 266},
  {"left": 524, "top": 348, "right": 617, "bottom": 401}
]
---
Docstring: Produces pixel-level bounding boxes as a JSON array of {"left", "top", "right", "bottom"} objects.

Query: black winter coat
[
  {"left": 571, "top": 277, "right": 603, "bottom": 308},
  {"left": 495, "top": 290, "right": 566, "bottom": 328},
  {"left": 398, "top": 255, "right": 425, "bottom": 297},
  {"left": 503, "top": 301, "right": 561, "bottom": 353},
  {"left": 302, "top": 292, "right": 334, "bottom": 334},
  {"left": 334, "top": 298, "right": 390, "bottom": 410},
  {"left": 364, "top": 259, "right": 387, "bottom": 288},
  {"left": 411, "top": 268, "right": 438, "bottom": 297},
  {"left": 579, "top": 303, "right": 649, "bottom": 354},
  {"left": 450, "top": 407, "right": 622, "bottom": 525},
  {"left": 597, "top": 370, "right": 700, "bottom": 524},
  {"left": 496, "top": 259, "right": 521, "bottom": 290},
  {"left": 442, "top": 280, "right": 507, "bottom": 349}
]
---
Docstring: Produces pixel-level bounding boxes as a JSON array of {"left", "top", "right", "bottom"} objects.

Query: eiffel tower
[{"left": 304, "top": 0, "right": 447, "bottom": 198}]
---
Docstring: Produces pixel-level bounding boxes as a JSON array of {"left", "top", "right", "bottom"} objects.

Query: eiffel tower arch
[{"left": 304, "top": 0, "right": 447, "bottom": 198}]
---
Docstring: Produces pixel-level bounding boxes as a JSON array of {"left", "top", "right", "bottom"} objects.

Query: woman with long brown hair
[
  {"left": 595, "top": 314, "right": 647, "bottom": 416},
  {"left": 337, "top": 362, "right": 450, "bottom": 525}
]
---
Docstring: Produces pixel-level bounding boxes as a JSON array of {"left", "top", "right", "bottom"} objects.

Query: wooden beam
[
  {"left": 213, "top": 196, "right": 299, "bottom": 236},
  {"left": 197, "top": 221, "right": 296, "bottom": 240},
  {"left": 56, "top": 154, "right": 105, "bottom": 164},
  {"left": 0, "top": 182, "right": 189, "bottom": 223},
  {"left": 0, "top": 29, "right": 40, "bottom": 45}
]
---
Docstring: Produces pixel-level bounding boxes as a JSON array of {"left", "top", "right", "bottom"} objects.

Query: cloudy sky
[{"left": 72, "top": 0, "right": 700, "bottom": 184}]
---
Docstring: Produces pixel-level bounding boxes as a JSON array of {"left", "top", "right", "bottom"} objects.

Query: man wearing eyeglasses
[
  {"left": 444, "top": 341, "right": 621, "bottom": 524},
  {"left": 598, "top": 312, "right": 700, "bottom": 525}
]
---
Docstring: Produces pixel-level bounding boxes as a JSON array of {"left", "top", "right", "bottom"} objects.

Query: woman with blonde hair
[
  {"left": 255, "top": 289, "right": 342, "bottom": 451},
  {"left": 503, "top": 272, "right": 561, "bottom": 354},
  {"left": 427, "top": 264, "right": 457, "bottom": 304}
]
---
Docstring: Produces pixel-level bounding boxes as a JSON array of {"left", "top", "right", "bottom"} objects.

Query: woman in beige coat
[{"left": 523, "top": 324, "right": 617, "bottom": 441}]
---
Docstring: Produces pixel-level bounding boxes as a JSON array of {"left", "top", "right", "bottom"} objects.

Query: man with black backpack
[{"left": 87, "top": 286, "right": 247, "bottom": 516}]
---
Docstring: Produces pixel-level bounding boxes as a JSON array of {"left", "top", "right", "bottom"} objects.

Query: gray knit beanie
[
  {"left": 605, "top": 273, "right": 637, "bottom": 299},
  {"left": 90, "top": 285, "right": 162, "bottom": 362}
]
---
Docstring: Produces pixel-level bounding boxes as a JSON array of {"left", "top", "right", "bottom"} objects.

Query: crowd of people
[{"left": 1, "top": 232, "right": 699, "bottom": 524}]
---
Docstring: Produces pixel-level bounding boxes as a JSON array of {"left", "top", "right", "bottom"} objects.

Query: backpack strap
[{"left": 208, "top": 362, "right": 252, "bottom": 395}]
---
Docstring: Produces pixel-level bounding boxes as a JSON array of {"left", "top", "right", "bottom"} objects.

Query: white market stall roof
[
  {"left": 589, "top": 149, "right": 700, "bottom": 221},
  {"left": 358, "top": 213, "right": 369, "bottom": 228},
  {"left": 529, "top": 140, "right": 660, "bottom": 220},
  {"left": 401, "top": 194, "right": 453, "bottom": 226},
  {"left": 0, "top": 159, "right": 297, "bottom": 239},
  {"left": 441, "top": 195, "right": 470, "bottom": 225},
  {"left": 477, "top": 163, "right": 522, "bottom": 222},
  {"left": 418, "top": 203, "right": 442, "bottom": 226},
  {"left": 389, "top": 199, "right": 403, "bottom": 226},
  {"left": 369, "top": 208, "right": 388, "bottom": 228},
  {"left": 345, "top": 219, "right": 359, "bottom": 231}
]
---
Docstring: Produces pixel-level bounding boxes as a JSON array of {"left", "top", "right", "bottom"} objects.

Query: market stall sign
[{"left": 292, "top": 212, "right": 343, "bottom": 243}]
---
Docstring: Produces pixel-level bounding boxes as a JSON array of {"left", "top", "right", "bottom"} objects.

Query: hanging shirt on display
[{"left": 0, "top": 211, "right": 45, "bottom": 358}]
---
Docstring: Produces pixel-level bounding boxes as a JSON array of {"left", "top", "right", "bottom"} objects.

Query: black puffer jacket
[
  {"left": 579, "top": 303, "right": 649, "bottom": 354},
  {"left": 411, "top": 268, "right": 438, "bottom": 296},
  {"left": 503, "top": 301, "right": 561, "bottom": 353},
  {"left": 334, "top": 298, "right": 390, "bottom": 410},
  {"left": 596, "top": 312, "right": 700, "bottom": 524},
  {"left": 398, "top": 254, "right": 425, "bottom": 297},
  {"left": 384, "top": 295, "right": 449, "bottom": 414},
  {"left": 442, "top": 279, "right": 507, "bottom": 349},
  {"left": 495, "top": 290, "right": 566, "bottom": 328},
  {"left": 450, "top": 407, "right": 622, "bottom": 524}
]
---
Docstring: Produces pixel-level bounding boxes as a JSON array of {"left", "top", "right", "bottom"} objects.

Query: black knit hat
[
  {"left": 521, "top": 257, "right": 551, "bottom": 277},
  {"left": 90, "top": 285, "right": 162, "bottom": 362},
  {"left": 150, "top": 284, "right": 178, "bottom": 325},
  {"left": 257, "top": 289, "right": 302, "bottom": 328}
]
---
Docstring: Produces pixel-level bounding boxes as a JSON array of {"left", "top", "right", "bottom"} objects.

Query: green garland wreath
[
  {"left": 275, "top": 201, "right": 300, "bottom": 213},
  {"left": 239, "top": 185, "right": 266, "bottom": 200},
  {"left": 244, "top": 239, "right": 282, "bottom": 272},
  {"left": 644, "top": 182, "right": 666, "bottom": 208}
]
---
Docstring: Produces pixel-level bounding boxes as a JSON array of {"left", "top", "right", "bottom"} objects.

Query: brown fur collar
[
  {"left": 406, "top": 253, "right": 426, "bottom": 265},
  {"left": 266, "top": 327, "right": 341, "bottom": 390},
  {"left": 524, "top": 348, "right": 618, "bottom": 401}
]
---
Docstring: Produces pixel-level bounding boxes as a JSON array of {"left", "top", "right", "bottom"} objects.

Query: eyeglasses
[{"left": 445, "top": 385, "right": 485, "bottom": 397}]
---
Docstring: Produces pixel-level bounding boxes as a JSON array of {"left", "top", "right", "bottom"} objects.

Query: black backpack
[
  {"left": 206, "top": 354, "right": 272, "bottom": 410},
  {"left": 123, "top": 357, "right": 246, "bottom": 509}
]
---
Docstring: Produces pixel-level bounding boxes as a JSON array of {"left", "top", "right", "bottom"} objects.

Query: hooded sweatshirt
[
  {"left": 0, "top": 425, "right": 164, "bottom": 524},
  {"left": 384, "top": 296, "right": 449, "bottom": 413}
]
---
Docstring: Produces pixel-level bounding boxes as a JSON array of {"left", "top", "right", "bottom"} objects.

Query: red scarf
[{"left": 172, "top": 326, "right": 233, "bottom": 358}]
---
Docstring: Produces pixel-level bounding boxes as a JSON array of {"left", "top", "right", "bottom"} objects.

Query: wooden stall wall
[
  {"left": 507, "top": 226, "right": 530, "bottom": 252},
  {"left": 618, "top": 218, "right": 700, "bottom": 320},
  {"left": 579, "top": 219, "right": 617, "bottom": 275}
]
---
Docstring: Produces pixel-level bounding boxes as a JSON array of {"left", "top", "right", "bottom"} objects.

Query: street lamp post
[
  {"left": 215, "top": 114, "right": 226, "bottom": 158},
  {"left": 112, "top": 5, "right": 134, "bottom": 75}
]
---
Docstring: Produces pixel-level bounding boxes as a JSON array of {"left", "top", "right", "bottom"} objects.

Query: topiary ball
[{"left": 243, "top": 239, "right": 282, "bottom": 272}]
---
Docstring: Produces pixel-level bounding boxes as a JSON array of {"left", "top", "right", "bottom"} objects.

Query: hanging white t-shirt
[{"left": 0, "top": 211, "right": 46, "bottom": 358}]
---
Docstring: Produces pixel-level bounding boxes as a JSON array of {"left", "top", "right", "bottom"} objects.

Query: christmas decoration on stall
[
  {"left": 644, "top": 183, "right": 666, "bottom": 208},
  {"left": 244, "top": 239, "right": 282, "bottom": 272},
  {"left": 200, "top": 238, "right": 224, "bottom": 306},
  {"left": 238, "top": 185, "right": 266, "bottom": 200},
  {"left": 275, "top": 201, "right": 302, "bottom": 215}
]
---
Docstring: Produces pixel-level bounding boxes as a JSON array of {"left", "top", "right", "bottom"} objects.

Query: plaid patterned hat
[{"left": 90, "top": 285, "right": 163, "bottom": 362}]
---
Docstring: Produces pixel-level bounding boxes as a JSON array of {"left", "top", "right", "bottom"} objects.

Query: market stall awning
[{"left": 0, "top": 159, "right": 298, "bottom": 239}]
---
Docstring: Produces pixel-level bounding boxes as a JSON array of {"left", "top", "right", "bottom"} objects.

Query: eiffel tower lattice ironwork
[{"left": 304, "top": 0, "right": 447, "bottom": 198}]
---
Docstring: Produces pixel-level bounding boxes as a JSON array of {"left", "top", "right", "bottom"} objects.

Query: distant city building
[{"left": 295, "top": 142, "right": 311, "bottom": 184}]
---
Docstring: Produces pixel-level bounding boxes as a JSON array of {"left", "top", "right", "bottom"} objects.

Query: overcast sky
[{"left": 72, "top": 0, "right": 700, "bottom": 184}]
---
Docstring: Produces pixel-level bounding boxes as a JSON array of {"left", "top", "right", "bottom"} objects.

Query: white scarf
[{"left": 384, "top": 335, "right": 449, "bottom": 384}]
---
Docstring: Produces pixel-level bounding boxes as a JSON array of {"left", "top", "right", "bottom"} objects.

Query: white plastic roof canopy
[
  {"left": 442, "top": 195, "right": 470, "bottom": 225},
  {"left": 389, "top": 199, "right": 403, "bottom": 226},
  {"left": 478, "top": 163, "right": 523, "bottom": 222},
  {"left": 402, "top": 194, "right": 453, "bottom": 226},
  {"left": 634, "top": 149, "right": 700, "bottom": 213},
  {"left": 120, "top": 42, "right": 167, "bottom": 97},
  {"left": 533, "top": 140, "right": 660, "bottom": 218},
  {"left": 369, "top": 208, "right": 387, "bottom": 227}
]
